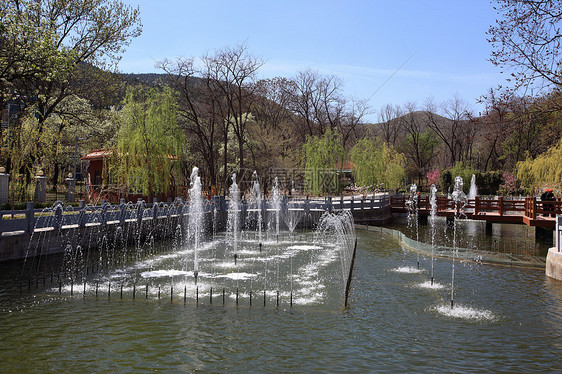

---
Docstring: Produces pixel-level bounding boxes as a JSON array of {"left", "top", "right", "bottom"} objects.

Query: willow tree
[
  {"left": 302, "top": 128, "right": 344, "bottom": 195},
  {"left": 516, "top": 137, "right": 562, "bottom": 193},
  {"left": 349, "top": 137, "right": 405, "bottom": 191},
  {"left": 113, "top": 87, "right": 185, "bottom": 201}
]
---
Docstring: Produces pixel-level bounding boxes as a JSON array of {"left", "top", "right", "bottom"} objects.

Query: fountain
[
  {"left": 2, "top": 170, "right": 560, "bottom": 372},
  {"left": 247, "top": 171, "right": 263, "bottom": 242},
  {"left": 227, "top": 173, "right": 240, "bottom": 263},
  {"left": 468, "top": 174, "right": 478, "bottom": 200},
  {"left": 187, "top": 167, "right": 204, "bottom": 284},
  {"left": 450, "top": 176, "right": 467, "bottom": 308},
  {"left": 15, "top": 170, "right": 357, "bottom": 309},
  {"left": 406, "top": 183, "right": 420, "bottom": 269},
  {"left": 429, "top": 183, "right": 437, "bottom": 285},
  {"left": 269, "top": 177, "right": 281, "bottom": 238}
]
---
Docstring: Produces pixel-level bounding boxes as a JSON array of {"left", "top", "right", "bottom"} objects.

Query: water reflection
[
  {"left": 0, "top": 230, "right": 561, "bottom": 372},
  {"left": 390, "top": 215, "right": 549, "bottom": 256}
]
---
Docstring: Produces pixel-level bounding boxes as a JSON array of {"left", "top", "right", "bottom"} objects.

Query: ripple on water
[
  {"left": 416, "top": 280, "right": 446, "bottom": 290},
  {"left": 433, "top": 303, "right": 496, "bottom": 321},
  {"left": 392, "top": 266, "right": 425, "bottom": 274}
]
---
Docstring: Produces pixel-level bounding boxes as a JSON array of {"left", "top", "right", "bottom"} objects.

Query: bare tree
[
  {"left": 286, "top": 69, "right": 365, "bottom": 148},
  {"left": 159, "top": 45, "right": 263, "bottom": 191},
  {"left": 488, "top": 0, "right": 562, "bottom": 96},
  {"left": 424, "top": 96, "right": 477, "bottom": 168},
  {"left": 158, "top": 57, "right": 221, "bottom": 189},
  {"left": 377, "top": 103, "right": 404, "bottom": 147},
  {"left": 399, "top": 102, "right": 439, "bottom": 185},
  {"left": 252, "top": 77, "right": 299, "bottom": 167},
  {"left": 205, "top": 45, "right": 264, "bottom": 183}
]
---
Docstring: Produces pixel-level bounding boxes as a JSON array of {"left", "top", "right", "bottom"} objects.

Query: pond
[{"left": 1, "top": 227, "right": 560, "bottom": 373}]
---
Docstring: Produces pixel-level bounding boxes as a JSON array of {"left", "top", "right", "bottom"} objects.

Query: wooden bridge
[{"left": 390, "top": 195, "right": 561, "bottom": 229}]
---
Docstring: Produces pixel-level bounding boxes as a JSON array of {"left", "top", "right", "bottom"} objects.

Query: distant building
[{"left": 81, "top": 149, "right": 181, "bottom": 203}]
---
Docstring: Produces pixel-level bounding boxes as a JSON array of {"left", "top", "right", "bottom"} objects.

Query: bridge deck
[{"left": 391, "top": 196, "right": 560, "bottom": 229}]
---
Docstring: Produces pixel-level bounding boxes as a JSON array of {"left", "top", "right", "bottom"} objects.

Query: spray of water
[
  {"left": 429, "top": 184, "right": 437, "bottom": 285},
  {"left": 227, "top": 174, "right": 240, "bottom": 260},
  {"left": 451, "top": 176, "right": 467, "bottom": 308},
  {"left": 406, "top": 184, "right": 420, "bottom": 268},
  {"left": 270, "top": 177, "right": 281, "bottom": 238},
  {"left": 188, "top": 167, "right": 204, "bottom": 284}
]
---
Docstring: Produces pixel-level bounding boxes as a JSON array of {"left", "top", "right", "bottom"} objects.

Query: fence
[{"left": 0, "top": 194, "right": 391, "bottom": 235}]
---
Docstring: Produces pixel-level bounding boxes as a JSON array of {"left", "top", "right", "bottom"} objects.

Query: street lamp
[{"left": 73, "top": 135, "right": 89, "bottom": 180}]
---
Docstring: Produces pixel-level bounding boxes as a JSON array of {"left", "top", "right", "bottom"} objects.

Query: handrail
[
  {"left": 391, "top": 194, "right": 561, "bottom": 222},
  {"left": 0, "top": 194, "right": 392, "bottom": 235}
]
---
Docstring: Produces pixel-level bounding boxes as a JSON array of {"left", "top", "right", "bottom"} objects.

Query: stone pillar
[
  {"left": 34, "top": 171, "right": 46, "bottom": 203},
  {"left": 65, "top": 173, "right": 75, "bottom": 202},
  {"left": 0, "top": 167, "right": 9, "bottom": 206}
]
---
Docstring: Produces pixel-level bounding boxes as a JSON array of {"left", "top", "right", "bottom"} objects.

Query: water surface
[{"left": 0, "top": 230, "right": 560, "bottom": 372}]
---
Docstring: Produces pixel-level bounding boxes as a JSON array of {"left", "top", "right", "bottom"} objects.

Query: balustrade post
[
  {"left": 327, "top": 196, "right": 332, "bottom": 213},
  {"left": 350, "top": 196, "right": 354, "bottom": 211},
  {"left": 530, "top": 197, "right": 536, "bottom": 219},
  {"left": 119, "top": 201, "right": 126, "bottom": 225},
  {"left": 153, "top": 198, "right": 159, "bottom": 222},
  {"left": 498, "top": 196, "right": 503, "bottom": 216}
]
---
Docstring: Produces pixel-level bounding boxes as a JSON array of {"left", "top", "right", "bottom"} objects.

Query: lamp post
[{"left": 73, "top": 136, "right": 88, "bottom": 180}]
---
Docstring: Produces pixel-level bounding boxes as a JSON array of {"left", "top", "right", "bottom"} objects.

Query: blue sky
[{"left": 118, "top": 0, "right": 504, "bottom": 122}]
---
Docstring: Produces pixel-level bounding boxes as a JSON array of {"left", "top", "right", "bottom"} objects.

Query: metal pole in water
[
  {"left": 96, "top": 283, "right": 98, "bottom": 298},
  {"left": 70, "top": 280, "right": 73, "bottom": 296},
  {"left": 184, "top": 286, "right": 186, "bottom": 305},
  {"left": 259, "top": 243, "right": 262, "bottom": 252},
  {"left": 108, "top": 283, "right": 111, "bottom": 300},
  {"left": 234, "top": 253, "right": 237, "bottom": 265},
  {"left": 196, "top": 286, "right": 199, "bottom": 306},
  {"left": 146, "top": 284, "right": 148, "bottom": 300},
  {"left": 171, "top": 285, "right": 173, "bottom": 303},
  {"left": 158, "top": 286, "right": 160, "bottom": 300},
  {"left": 290, "top": 292, "right": 293, "bottom": 308},
  {"left": 263, "top": 289, "right": 266, "bottom": 307},
  {"left": 276, "top": 290, "right": 279, "bottom": 307},
  {"left": 83, "top": 281, "right": 86, "bottom": 297},
  {"left": 133, "top": 284, "right": 136, "bottom": 300},
  {"left": 344, "top": 237, "right": 358, "bottom": 308},
  {"left": 210, "top": 287, "right": 213, "bottom": 305},
  {"left": 236, "top": 288, "right": 239, "bottom": 306},
  {"left": 59, "top": 281, "right": 62, "bottom": 294},
  {"left": 120, "top": 284, "right": 123, "bottom": 299},
  {"left": 249, "top": 290, "right": 252, "bottom": 306}
]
